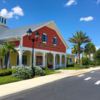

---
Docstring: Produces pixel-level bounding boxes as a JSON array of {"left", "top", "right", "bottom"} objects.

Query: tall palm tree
[
  {"left": 69, "top": 31, "right": 90, "bottom": 64},
  {"left": 2, "top": 42, "right": 16, "bottom": 69},
  {"left": 84, "top": 42, "right": 96, "bottom": 60}
]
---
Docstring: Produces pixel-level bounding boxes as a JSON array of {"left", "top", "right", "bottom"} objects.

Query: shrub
[
  {"left": 34, "top": 66, "right": 46, "bottom": 76},
  {"left": 94, "top": 49, "right": 100, "bottom": 65},
  {"left": 82, "top": 57, "right": 91, "bottom": 66},
  {"left": 67, "top": 64, "right": 74, "bottom": 67},
  {"left": 0, "top": 69, "right": 12, "bottom": 76},
  {"left": 12, "top": 66, "right": 34, "bottom": 79}
]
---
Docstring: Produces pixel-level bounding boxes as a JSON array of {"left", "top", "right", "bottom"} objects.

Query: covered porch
[{"left": 7, "top": 48, "right": 66, "bottom": 69}]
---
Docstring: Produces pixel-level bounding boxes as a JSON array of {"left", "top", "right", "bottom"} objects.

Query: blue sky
[{"left": 0, "top": 0, "right": 100, "bottom": 53}]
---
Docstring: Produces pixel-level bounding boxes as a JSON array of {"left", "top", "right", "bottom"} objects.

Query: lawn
[
  {"left": 0, "top": 68, "right": 59, "bottom": 85},
  {"left": 0, "top": 75, "right": 21, "bottom": 85},
  {"left": 62, "top": 67, "right": 84, "bottom": 70},
  {"left": 61, "top": 65, "right": 90, "bottom": 70},
  {"left": 45, "top": 69, "right": 60, "bottom": 75}
]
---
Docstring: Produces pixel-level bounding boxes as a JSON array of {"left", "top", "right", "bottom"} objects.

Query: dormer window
[
  {"left": 53, "top": 37, "right": 57, "bottom": 45},
  {"left": 42, "top": 33, "right": 48, "bottom": 43}
]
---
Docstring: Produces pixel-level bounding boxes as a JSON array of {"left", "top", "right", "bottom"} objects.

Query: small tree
[
  {"left": 94, "top": 49, "right": 100, "bottom": 65},
  {"left": 84, "top": 42, "right": 96, "bottom": 60},
  {"left": 1, "top": 42, "right": 16, "bottom": 69}
]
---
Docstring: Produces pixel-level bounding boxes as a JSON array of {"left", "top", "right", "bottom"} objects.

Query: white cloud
[
  {"left": 65, "top": 0, "right": 77, "bottom": 7},
  {"left": 0, "top": 6, "right": 24, "bottom": 19},
  {"left": 0, "top": 9, "right": 13, "bottom": 19},
  {"left": 80, "top": 16, "right": 94, "bottom": 22},
  {"left": 12, "top": 6, "right": 24, "bottom": 16}
]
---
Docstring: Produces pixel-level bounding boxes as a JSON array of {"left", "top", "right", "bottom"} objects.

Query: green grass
[
  {"left": 61, "top": 65, "right": 89, "bottom": 70},
  {"left": 45, "top": 69, "right": 60, "bottom": 75},
  {"left": 0, "top": 68, "right": 11, "bottom": 73},
  {"left": 0, "top": 75, "right": 21, "bottom": 85},
  {"left": 62, "top": 67, "right": 84, "bottom": 70}
]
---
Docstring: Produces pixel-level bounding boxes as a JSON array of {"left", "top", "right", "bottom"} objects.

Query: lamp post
[{"left": 27, "top": 28, "right": 39, "bottom": 77}]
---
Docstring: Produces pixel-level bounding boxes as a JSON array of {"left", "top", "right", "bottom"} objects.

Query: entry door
[{"left": 22, "top": 55, "right": 27, "bottom": 66}]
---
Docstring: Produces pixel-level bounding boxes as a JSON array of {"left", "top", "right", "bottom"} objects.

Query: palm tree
[
  {"left": 84, "top": 42, "right": 96, "bottom": 60},
  {"left": 2, "top": 42, "right": 16, "bottom": 69},
  {"left": 69, "top": 31, "right": 90, "bottom": 64},
  {"left": 71, "top": 45, "right": 78, "bottom": 55},
  {"left": 71, "top": 45, "right": 84, "bottom": 64}
]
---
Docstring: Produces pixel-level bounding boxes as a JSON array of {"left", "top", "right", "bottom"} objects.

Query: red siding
[{"left": 23, "top": 26, "right": 66, "bottom": 53}]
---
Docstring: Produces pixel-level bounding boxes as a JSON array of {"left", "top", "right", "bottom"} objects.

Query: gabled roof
[{"left": 0, "top": 21, "right": 68, "bottom": 48}]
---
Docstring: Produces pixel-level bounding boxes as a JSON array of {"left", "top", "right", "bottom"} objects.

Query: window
[
  {"left": 53, "top": 37, "right": 57, "bottom": 45},
  {"left": 36, "top": 56, "right": 43, "bottom": 66},
  {"left": 1, "top": 18, "right": 3, "bottom": 23},
  {"left": 42, "top": 33, "right": 48, "bottom": 43}
]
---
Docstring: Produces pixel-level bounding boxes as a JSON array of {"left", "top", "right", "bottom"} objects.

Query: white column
[
  {"left": 43, "top": 52, "right": 46, "bottom": 68},
  {"left": 60, "top": 54, "right": 62, "bottom": 68},
  {"left": 53, "top": 53, "right": 56, "bottom": 69},
  {"left": 18, "top": 37, "right": 23, "bottom": 67},
  {"left": 18, "top": 50, "right": 23, "bottom": 67}
]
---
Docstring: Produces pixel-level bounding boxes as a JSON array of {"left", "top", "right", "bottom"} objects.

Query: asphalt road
[{"left": 1, "top": 70, "right": 100, "bottom": 100}]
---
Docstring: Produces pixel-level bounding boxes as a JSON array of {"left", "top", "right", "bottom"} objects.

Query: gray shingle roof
[
  {"left": 0, "top": 22, "right": 48, "bottom": 40},
  {"left": 0, "top": 25, "right": 8, "bottom": 33}
]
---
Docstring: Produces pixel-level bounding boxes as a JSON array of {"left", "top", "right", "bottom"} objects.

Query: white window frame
[
  {"left": 42, "top": 33, "right": 47, "bottom": 43},
  {"left": 53, "top": 37, "right": 57, "bottom": 46}
]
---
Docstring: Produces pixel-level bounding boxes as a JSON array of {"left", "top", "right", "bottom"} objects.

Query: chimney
[{"left": 0, "top": 16, "right": 7, "bottom": 26}]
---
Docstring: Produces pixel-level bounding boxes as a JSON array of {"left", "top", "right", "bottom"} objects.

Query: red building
[{"left": 0, "top": 16, "right": 68, "bottom": 69}]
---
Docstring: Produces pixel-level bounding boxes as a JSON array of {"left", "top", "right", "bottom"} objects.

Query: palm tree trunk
[
  {"left": 4, "top": 52, "right": 10, "bottom": 69},
  {"left": 4, "top": 54, "right": 7, "bottom": 69},
  {"left": 78, "top": 44, "right": 81, "bottom": 65},
  {"left": 7, "top": 51, "right": 10, "bottom": 68},
  {"left": 0, "top": 58, "right": 3, "bottom": 69}
]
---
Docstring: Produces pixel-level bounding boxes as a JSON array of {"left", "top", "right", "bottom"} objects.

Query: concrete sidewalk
[{"left": 0, "top": 67, "right": 100, "bottom": 98}]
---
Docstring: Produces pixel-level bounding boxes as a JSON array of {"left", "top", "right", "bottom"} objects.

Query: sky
[{"left": 0, "top": 0, "right": 100, "bottom": 53}]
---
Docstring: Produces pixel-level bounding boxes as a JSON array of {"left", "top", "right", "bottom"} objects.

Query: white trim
[
  {"left": 42, "top": 33, "right": 47, "bottom": 43},
  {"left": 17, "top": 46, "right": 66, "bottom": 55},
  {"left": 34, "top": 48, "right": 66, "bottom": 55}
]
